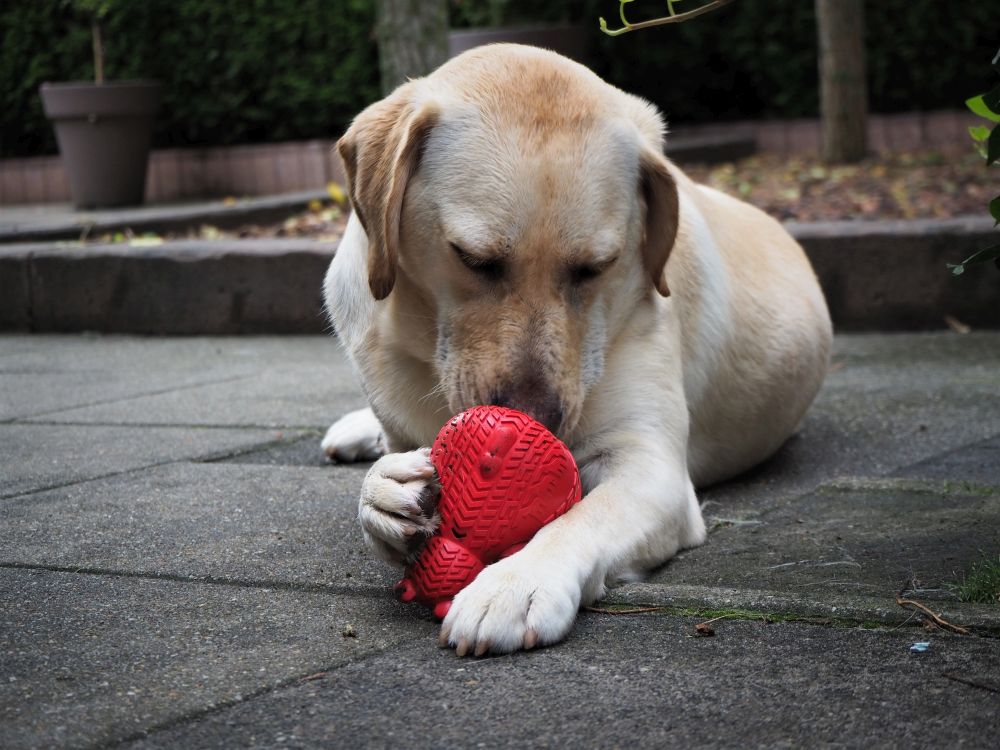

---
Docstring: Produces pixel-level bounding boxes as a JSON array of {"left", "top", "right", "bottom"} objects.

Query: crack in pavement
[{"left": 0, "top": 372, "right": 258, "bottom": 424}]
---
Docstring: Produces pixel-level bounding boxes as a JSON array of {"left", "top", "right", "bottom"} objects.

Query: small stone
[{"left": 342, "top": 623, "right": 357, "bottom": 638}]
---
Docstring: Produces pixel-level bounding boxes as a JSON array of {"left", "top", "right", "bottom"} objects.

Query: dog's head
[{"left": 337, "top": 45, "right": 678, "bottom": 436}]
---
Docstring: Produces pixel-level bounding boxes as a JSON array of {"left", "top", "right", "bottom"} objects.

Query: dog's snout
[{"left": 489, "top": 378, "right": 564, "bottom": 434}]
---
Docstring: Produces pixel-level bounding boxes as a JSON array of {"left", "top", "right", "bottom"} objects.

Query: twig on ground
[
  {"left": 888, "top": 610, "right": 919, "bottom": 631},
  {"left": 696, "top": 614, "right": 731, "bottom": 628},
  {"left": 583, "top": 605, "right": 665, "bottom": 615},
  {"left": 694, "top": 614, "right": 735, "bottom": 636},
  {"left": 895, "top": 595, "right": 970, "bottom": 635},
  {"left": 692, "top": 612, "right": 771, "bottom": 636}
]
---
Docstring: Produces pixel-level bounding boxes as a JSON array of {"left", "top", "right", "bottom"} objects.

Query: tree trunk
[
  {"left": 816, "top": 0, "right": 868, "bottom": 163},
  {"left": 375, "top": 0, "right": 449, "bottom": 96}
]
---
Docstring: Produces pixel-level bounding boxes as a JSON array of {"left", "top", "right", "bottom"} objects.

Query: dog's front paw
[
  {"left": 439, "top": 554, "right": 580, "bottom": 656},
  {"left": 322, "top": 407, "right": 386, "bottom": 463},
  {"left": 359, "top": 449, "right": 440, "bottom": 565}
]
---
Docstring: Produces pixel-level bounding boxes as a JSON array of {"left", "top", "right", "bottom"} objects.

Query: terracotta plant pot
[
  {"left": 40, "top": 81, "right": 161, "bottom": 209},
  {"left": 448, "top": 24, "right": 586, "bottom": 62}
]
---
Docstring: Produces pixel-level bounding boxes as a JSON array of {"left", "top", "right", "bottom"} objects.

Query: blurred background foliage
[{"left": 1, "top": 0, "right": 996, "bottom": 158}]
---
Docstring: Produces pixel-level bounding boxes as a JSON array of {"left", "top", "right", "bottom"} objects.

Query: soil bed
[{"left": 88, "top": 150, "right": 995, "bottom": 247}]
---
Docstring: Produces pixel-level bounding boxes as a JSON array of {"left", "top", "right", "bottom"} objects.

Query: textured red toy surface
[{"left": 394, "top": 405, "right": 582, "bottom": 619}]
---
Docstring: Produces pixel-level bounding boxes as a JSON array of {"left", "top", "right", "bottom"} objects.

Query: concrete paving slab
[
  {"left": 0, "top": 462, "right": 397, "bottom": 590},
  {"left": 14, "top": 338, "right": 362, "bottom": 429},
  {"left": 2, "top": 332, "right": 998, "bottom": 749},
  {"left": 26, "top": 363, "right": 366, "bottom": 429},
  {"left": 897, "top": 433, "right": 1000, "bottom": 485},
  {"left": 698, "top": 332, "right": 1000, "bottom": 517},
  {"left": 640, "top": 479, "right": 1000, "bottom": 628},
  {"left": 0, "top": 567, "right": 434, "bottom": 750},
  {"left": 217, "top": 434, "right": 332, "bottom": 468},
  {"left": 124, "top": 613, "right": 1000, "bottom": 749},
  {"left": 0, "top": 423, "right": 295, "bottom": 499},
  {"left": 0, "top": 335, "right": 343, "bottom": 422}
]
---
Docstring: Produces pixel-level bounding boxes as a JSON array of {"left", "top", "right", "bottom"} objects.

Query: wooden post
[{"left": 816, "top": 0, "right": 868, "bottom": 163}]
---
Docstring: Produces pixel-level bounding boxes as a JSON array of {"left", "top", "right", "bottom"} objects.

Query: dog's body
[{"left": 322, "top": 45, "right": 831, "bottom": 655}]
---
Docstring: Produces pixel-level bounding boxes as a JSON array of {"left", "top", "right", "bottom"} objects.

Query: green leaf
[
  {"left": 969, "top": 125, "right": 991, "bottom": 142},
  {"left": 990, "top": 195, "right": 1000, "bottom": 225},
  {"left": 948, "top": 243, "right": 1000, "bottom": 275},
  {"left": 966, "top": 95, "right": 1000, "bottom": 122},
  {"left": 989, "top": 126, "right": 1000, "bottom": 166}
]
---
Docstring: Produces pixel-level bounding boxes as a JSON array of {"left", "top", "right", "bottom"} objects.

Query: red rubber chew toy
[{"left": 394, "top": 405, "right": 582, "bottom": 620}]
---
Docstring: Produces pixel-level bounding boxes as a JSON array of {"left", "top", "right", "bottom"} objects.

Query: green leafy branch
[
  {"left": 949, "top": 48, "right": 1000, "bottom": 275},
  {"left": 599, "top": 0, "right": 734, "bottom": 37}
]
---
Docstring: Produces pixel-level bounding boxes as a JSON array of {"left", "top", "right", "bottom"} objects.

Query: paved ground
[{"left": 1, "top": 333, "right": 999, "bottom": 749}]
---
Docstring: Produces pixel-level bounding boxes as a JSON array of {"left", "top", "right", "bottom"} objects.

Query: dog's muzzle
[{"left": 489, "top": 375, "right": 564, "bottom": 434}]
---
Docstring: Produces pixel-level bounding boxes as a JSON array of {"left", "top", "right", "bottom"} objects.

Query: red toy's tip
[
  {"left": 432, "top": 600, "right": 452, "bottom": 620},
  {"left": 394, "top": 578, "right": 417, "bottom": 603}
]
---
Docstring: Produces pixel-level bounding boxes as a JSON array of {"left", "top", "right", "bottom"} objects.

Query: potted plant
[
  {"left": 448, "top": 0, "right": 587, "bottom": 62},
  {"left": 39, "top": 0, "right": 161, "bottom": 208}
]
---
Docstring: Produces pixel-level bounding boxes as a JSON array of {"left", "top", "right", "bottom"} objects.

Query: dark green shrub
[
  {"left": 0, "top": 0, "right": 378, "bottom": 157},
  {"left": 587, "top": 0, "right": 997, "bottom": 124},
  {"left": 1, "top": 0, "right": 995, "bottom": 158}
]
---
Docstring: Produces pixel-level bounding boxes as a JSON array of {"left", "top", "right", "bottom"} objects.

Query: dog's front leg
[{"left": 440, "top": 442, "right": 707, "bottom": 656}]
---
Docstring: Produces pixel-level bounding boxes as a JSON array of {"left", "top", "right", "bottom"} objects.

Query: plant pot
[
  {"left": 40, "top": 81, "right": 161, "bottom": 209},
  {"left": 448, "top": 24, "right": 586, "bottom": 62}
]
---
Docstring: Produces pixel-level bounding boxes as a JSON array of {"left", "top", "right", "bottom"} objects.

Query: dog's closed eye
[
  {"left": 451, "top": 242, "right": 505, "bottom": 282},
  {"left": 569, "top": 257, "right": 616, "bottom": 285}
]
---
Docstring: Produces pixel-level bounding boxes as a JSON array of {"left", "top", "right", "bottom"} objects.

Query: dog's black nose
[{"left": 489, "top": 379, "right": 564, "bottom": 434}]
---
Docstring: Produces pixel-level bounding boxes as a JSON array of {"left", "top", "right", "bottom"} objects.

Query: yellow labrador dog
[{"left": 321, "top": 45, "right": 831, "bottom": 656}]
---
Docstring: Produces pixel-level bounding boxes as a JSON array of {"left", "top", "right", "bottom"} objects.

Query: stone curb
[
  {"left": 0, "top": 189, "right": 329, "bottom": 244},
  {"left": 0, "top": 239, "right": 334, "bottom": 334},
  {"left": 790, "top": 216, "right": 1000, "bottom": 329},
  {"left": 0, "top": 217, "right": 996, "bottom": 333}
]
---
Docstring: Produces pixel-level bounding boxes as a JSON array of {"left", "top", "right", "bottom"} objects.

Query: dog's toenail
[{"left": 523, "top": 629, "right": 538, "bottom": 650}]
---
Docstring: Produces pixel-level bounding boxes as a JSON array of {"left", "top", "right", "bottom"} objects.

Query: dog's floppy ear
[
  {"left": 337, "top": 96, "right": 439, "bottom": 300},
  {"left": 638, "top": 149, "right": 679, "bottom": 297}
]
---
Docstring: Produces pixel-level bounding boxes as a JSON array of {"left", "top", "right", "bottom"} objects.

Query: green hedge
[
  {"left": 587, "top": 0, "right": 998, "bottom": 123},
  {"left": 0, "top": 0, "right": 379, "bottom": 158},
  {"left": 1, "top": 0, "right": 995, "bottom": 158}
]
